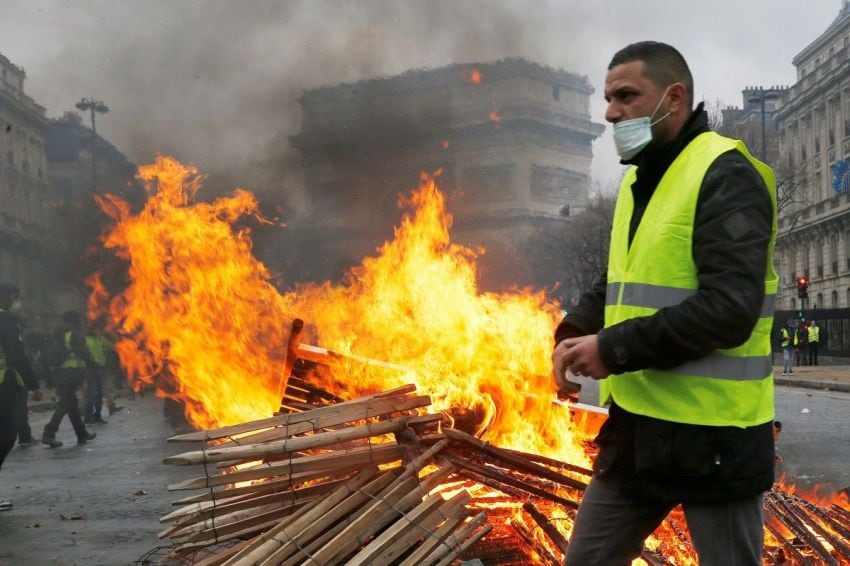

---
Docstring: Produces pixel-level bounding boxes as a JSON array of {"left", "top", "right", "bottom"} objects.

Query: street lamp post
[
  {"left": 74, "top": 98, "right": 109, "bottom": 191},
  {"left": 747, "top": 87, "right": 779, "bottom": 162}
]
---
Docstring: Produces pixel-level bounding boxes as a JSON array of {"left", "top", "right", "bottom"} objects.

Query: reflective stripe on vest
[
  {"left": 601, "top": 131, "right": 777, "bottom": 428},
  {"left": 60, "top": 332, "right": 86, "bottom": 368},
  {"left": 606, "top": 282, "right": 775, "bottom": 319}
]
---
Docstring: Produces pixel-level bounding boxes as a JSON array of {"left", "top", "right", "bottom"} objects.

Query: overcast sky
[{"left": 1, "top": 0, "right": 843, "bottom": 207}]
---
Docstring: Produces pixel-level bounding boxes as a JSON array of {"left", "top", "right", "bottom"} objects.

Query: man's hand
[
  {"left": 559, "top": 334, "right": 610, "bottom": 380},
  {"left": 552, "top": 339, "right": 573, "bottom": 391}
]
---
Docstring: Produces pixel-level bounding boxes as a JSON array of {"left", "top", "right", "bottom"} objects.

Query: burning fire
[
  {"left": 90, "top": 156, "right": 587, "bottom": 465},
  {"left": 465, "top": 67, "right": 483, "bottom": 84},
  {"left": 91, "top": 156, "right": 850, "bottom": 566}
]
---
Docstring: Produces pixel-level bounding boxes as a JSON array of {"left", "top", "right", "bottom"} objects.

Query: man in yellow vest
[
  {"left": 780, "top": 319, "right": 797, "bottom": 376},
  {"left": 552, "top": 42, "right": 776, "bottom": 565},
  {"left": 40, "top": 311, "right": 97, "bottom": 448},
  {"left": 83, "top": 330, "right": 122, "bottom": 424},
  {"left": 807, "top": 320, "right": 820, "bottom": 366},
  {"left": 0, "top": 282, "right": 42, "bottom": 511}
]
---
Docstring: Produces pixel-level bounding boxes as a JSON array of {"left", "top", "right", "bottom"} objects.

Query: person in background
[
  {"left": 780, "top": 319, "right": 796, "bottom": 376},
  {"left": 0, "top": 282, "right": 42, "bottom": 511},
  {"left": 795, "top": 320, "right": 807, "bottom": 367},
  {"left": 83, "top": 329, "right": 123, "bottom": 424},
  {"left": 41, "top": 311, "right": 97, "bottom": 448},
  {"left": 553, "top": 42, "right": 776, "bottom": 565},
  {"left": 807, "top": 320, "right": 820, "bottom": 366}
]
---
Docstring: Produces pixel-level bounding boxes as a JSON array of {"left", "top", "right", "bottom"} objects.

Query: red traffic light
[{"left": 796, "top": 276, "right": 809, "bottom": 299}]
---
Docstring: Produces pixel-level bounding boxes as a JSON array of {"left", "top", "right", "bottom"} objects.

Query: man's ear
[{"left": 667, "top": 82, "right": 688, "bottom": 114}]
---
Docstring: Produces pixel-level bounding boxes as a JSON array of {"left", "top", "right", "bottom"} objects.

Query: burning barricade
[{"left": 90, "top": 157, "right": 849, "bottom": 564}]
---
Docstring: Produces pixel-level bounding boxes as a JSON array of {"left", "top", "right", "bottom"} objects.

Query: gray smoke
[{"left": 2, "top": 0, "right": 835, "bottom": 209}]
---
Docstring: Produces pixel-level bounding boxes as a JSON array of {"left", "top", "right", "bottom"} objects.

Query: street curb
[{"left": 774, "top": 377, "right": 850, "bottom": 393}]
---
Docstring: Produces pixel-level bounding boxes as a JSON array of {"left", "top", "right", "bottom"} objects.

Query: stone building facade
[
  {"left": 0, "top": 52, "right": 59, "bottom": 330},
  {"left": 774, "top": 2, "right": 850, "bottom": 314},
  {"left": 1, "top": 51, "right": 136, "bottom": 333},
  {"left": 292, "top": 58, "right": 604, "bottom": 288}
]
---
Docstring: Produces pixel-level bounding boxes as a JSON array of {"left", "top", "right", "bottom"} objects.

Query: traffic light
[{"left": 796, "top": 276, "right": 809, "bottom": 299}]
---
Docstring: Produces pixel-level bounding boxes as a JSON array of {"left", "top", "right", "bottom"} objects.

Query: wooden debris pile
[
  {"left": 156, "top": 319, "right": 850, "bottom": 565},
  {"left": 764, "top": 488, "right": 850, "bottom": 565},
  {"left": 160, "top": 385, "right": 491, "bottom": 565}
]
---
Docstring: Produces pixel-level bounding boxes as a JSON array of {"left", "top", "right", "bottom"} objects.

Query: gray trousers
[{"left": 564, "top": 474, "right": 764, "bottom": 566}]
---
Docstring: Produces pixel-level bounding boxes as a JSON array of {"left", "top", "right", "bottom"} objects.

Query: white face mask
[
  {"left": 9, "top": 299, "right": 22, "bottom": 313},
  {"left": 612, "top": 86, "right": 672, "bottom": 160}
]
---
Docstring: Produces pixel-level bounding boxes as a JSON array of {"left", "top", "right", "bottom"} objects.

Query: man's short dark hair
[{"left": 609, "top": 41, "right": 694, "bottom": 108}]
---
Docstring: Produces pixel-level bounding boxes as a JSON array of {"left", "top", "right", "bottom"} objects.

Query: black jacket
[
  {"left": 0, "top": 310, "right": 39, "bottom": 391},
  {"left": 556, "top": 104, "right": 775, "bottom": 503}
]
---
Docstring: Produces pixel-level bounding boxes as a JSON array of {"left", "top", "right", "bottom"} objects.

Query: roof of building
[
  {"left": 792, "top": 3, "right": 850, "bottom": 66},
  {"left": 300, "top": 57, "right": 595, "bottom": 103}
]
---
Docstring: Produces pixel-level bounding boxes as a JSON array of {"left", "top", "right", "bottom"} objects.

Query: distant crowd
[
  {"left": 0, "top": 281, "right": 130, "bottom": 512},
  {"left": 779, "top": 318, "right": 822, "bottom": 376}
]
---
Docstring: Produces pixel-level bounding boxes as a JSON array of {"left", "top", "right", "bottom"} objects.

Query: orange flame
[
  {"left": 489, "top": 110, "right": 502, "bottom": 123},
  {"left": 90, "top": 156, "right": 587, "bottom": 464},
  {"left": 466, "top": 68, "right": 483, "bottom": 84}
]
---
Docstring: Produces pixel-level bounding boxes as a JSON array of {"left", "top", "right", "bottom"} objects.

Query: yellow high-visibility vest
[
  {"left": 60, "top": 331, "right": 86, "bottom": 369},
  {"left": 807, "top": 325, "right": 820, "bottom": 343},
  {"left": 781, "top": 328, "right": 799, "bottom": 348},
  {"left": 602, "top": 131, "right": 777, "bottom": 428},
  {"left": 85, "top": 335, "right": 109, "bottom": 367}
]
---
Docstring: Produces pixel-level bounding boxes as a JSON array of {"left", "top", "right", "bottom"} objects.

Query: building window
[
  {"left": 846, "top": 231, "right": 850, "bottom": 270},
  {"left": 814, "top": 114, "right": 821, "bottom": 154},
  {"left": 829, "top": 101, "right": 836, "bottom": 147},
  {"left": 831, "top": 234, "right": 839, "bottom": 274},
  {"left": 804, "top": 244, "right": 811, "bottom": 278},
  {"left": 791, "top": 248, "right": 797, "bottom": 282},
  {"left": 832, "top": 290, "right": 839, "bottom": 308},
  {"left": 816, "top": 292, "right": 824, "bottom": 309},
  {"left": 847, "top": 287, "right": 850, "bottom": 307},
  {"left": 816, "top": 238, "right": 824, "bottom": 278}
]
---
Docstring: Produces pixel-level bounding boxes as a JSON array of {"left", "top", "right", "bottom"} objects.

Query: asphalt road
[
  {"left": 0, "top": 395, "right": 194, "bottom": 566},
  {"left": 774, "top": 384, "right": 850, "bottom": 493},
  {"left": 0, "top": 385, "right": 846, "bottom": 565}
]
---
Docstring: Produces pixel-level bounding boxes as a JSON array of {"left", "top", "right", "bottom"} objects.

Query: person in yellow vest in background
[
  {"left": 40, "top": 311, "right": 97, "bottom": 448},
  {"left": 807, "top": 320, "right": 820, "bottom": 366},
  {"left": 83, "top": 330, "right": 123, "bottom": 424},
  {"left": 0, "top": 282, "right": 42, "bottom": 511},
  {"left": 552, "top": 42, "right": 776, "bottom": 565},
  {"left": 780, "top": 319, "right": 798, "bottom": 376}
]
